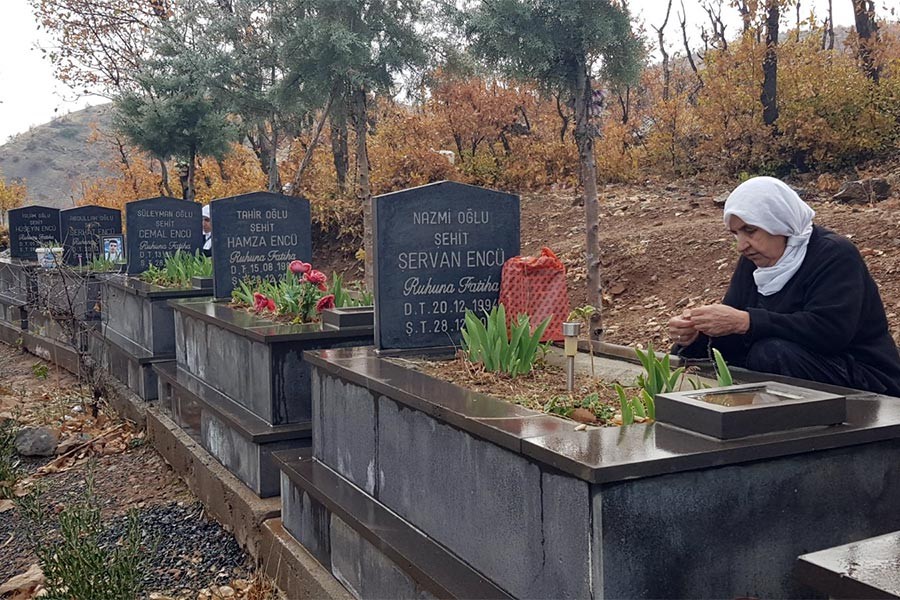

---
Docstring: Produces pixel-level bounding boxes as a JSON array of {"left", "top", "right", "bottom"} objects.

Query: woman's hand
[
  {"left": 668, "top": 312, "right": 700, "bottom": 346},
  {"left": 687, "top": 304, "right": 750, "bottom": 337}
]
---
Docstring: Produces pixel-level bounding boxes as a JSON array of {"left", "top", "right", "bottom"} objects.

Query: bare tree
[
  {"left": 679, "top": 1, "right": 704, "bottom": 92},
  {"left": 653, "top": 0, "right": 674, "bottom": 102},
  {"left": 852, "top": 0, "right": 880, "bottom": 82},
  {"left": 701, "top": 0, "right": 729, "bottom": 50},
  {"left": 761, "top": 0, "right": 780, "bottom": 127}
]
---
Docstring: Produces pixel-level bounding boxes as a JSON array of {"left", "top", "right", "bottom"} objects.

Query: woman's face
[{"left": 727, "top": 215, "right": 787, "bottom": 268}]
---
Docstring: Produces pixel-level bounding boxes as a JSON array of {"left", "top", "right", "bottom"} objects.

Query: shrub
[{"left": 19, "top": 472, "right": 150, "bottom": 600}]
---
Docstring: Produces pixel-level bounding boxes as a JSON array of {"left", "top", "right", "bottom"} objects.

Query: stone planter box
[
  {"left": 191, "top": 276, "right": 213, "bottom": 292},
  {"left": 96, "top": 276, "right": 211, "bottom": 401},
  {"left": 158, "top": 299, "right": 374, "bottom": 497},
  {"left": 275, "top": 347, "right": 900, "bottom": 599},
  {"left": 321, "top": 306, "right": 374, "bottom": 330}
]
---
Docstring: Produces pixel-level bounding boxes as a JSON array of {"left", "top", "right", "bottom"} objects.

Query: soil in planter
[{"left": 395, "top": 354, "right": 627, "bottom": 426}]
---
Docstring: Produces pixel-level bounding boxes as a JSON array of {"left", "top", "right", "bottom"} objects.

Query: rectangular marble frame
[
  {"left": 299, "top": 347, "right": 900, "bottom": 599},
  {"left": 171, "top": 299, "right": 373, "bottom": 426},
  {"left": 101, "top": 276, "right": 209, "bottom": 357}
]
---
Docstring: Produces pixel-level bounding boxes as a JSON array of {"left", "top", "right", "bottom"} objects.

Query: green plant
[
  {"left": 634, "top": 343, "right": 686, "bottom": 398},
  {"left": 232, "top": 262, "right": 340, "bottom": 323},
  {"left": 32, "top": 362, "right": 50, "bottom": 380},
  {"left": 22, "top": 471, "right": 150, "bottom": 600},
  {"left": 543, "top": 392, "right": 615, "bottom": 423},
  {"left": 615, "top": 384, "right": 656, "bottom": 426},
  {"left": 327, "top": 273, "right": 373, "bottom": 308},
  {"left": 460, "top": 305, "right": 551, "bottom": 378},
  {"left": 87, "top": 255, "right": 120, "bottom": 272},
  {"left": 141, "top": 250, "right": 212, "bottom": 288},
  {"left": 713, "top": 348, "right": 734, "bottom": 386},
  {"left": 0, "top": 418, "right": 20, "bottom": 499}
]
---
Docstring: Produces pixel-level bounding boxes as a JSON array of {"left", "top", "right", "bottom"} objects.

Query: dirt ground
[
  {"left": 521, "top": 178, "right": 900, "bottom": 350},
  {"left": 0, "top": 344, "right": 273, "bottom": 600},
  {"left": 314, "top": 164, "right": 900, "bottom": 351}
]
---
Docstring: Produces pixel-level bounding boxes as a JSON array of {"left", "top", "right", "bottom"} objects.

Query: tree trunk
[
  {"left": 255, "top": 123, "right": 273, "bottom": 181},
  {"left": 292, "top": 90, "right": 335, "bottom": 193},
  {"left": 268, "top": 123, "right": 280, "bottom": 192},
  {"left": 330, "top": 93, "right": 350, "bottom": 194},
  {"left": 159, "top": 158, "right": 173, "bottom": 197},
  {"left": 827, "top": 0, "right": 835, "bottom": 50},
  {"left": 573, "top": 61, "right": 603, "bottom": 343},
  {"left": 352, "top": 85, "right": 373, "bottom": 291},
  {"left": 760, "top": 1, "right": 780, "bottom": 127},
  {"left": 852, "top": 0, "right": 880, "bottom": 83},
  {"left": 655, "top": 0, "right": 673, "bottom": 102},
  {"left": 187, "top": 145, "right": 197, "bottom": 202}
]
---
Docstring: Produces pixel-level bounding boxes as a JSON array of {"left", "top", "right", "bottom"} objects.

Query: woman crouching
[{"left": 668, "top": 176, "right": 900, "bottom": 396}]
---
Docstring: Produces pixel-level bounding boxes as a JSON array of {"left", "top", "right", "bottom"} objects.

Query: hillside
[{"left": 0, "top": 103, "right": 117, "bottom": 209}]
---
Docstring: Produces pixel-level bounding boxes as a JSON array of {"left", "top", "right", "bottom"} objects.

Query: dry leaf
[
  {"left": 0, "top": 499, "right": 13, "bottom": 513},
  {"left": 0, "top": 564, "right": 45, "bottom": 596}
]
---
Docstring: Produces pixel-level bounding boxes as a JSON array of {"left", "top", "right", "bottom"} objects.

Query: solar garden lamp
[{"left": 562, "top": 321, "right": 582, "bottom": 393}]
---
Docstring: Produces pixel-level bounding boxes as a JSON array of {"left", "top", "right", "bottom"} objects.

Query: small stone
[
  {"left": 14, "top": 427, "right": 59, "bottom": 457},
  {"left": 217, "top": 585, "right": 235, "bottom": 598},
  {"left": 570, "top": 408, "right": 598, "bottom": 425}
]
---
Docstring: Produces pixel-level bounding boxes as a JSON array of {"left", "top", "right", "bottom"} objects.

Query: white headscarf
[{"left": 723, "top": 176, "right": 815, "bottom": 296}]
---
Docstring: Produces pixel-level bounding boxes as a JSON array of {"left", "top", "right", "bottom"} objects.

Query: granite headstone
[
  {"left": 373, "top": 181, "right": 520, "bottom": 350},
  {"left": 8, "top": 205, "right": 60, "bottom": 259},
  {"left": 125, "top": 197, "right": 203, "bottom": 275},
  {"left": 210, "top": 192, "right": 312, "bottom": 299},
  {"left": 59, "top": 206, "right": 123, "bottom": 266}
]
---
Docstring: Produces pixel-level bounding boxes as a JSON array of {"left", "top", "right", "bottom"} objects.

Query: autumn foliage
[{"left": 50, "top": 17, "right": 899, "bottom": 250}]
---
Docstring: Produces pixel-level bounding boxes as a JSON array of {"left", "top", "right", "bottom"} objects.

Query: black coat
[{"left": 679, "top": 225, "right": 900, "bottom": 395}]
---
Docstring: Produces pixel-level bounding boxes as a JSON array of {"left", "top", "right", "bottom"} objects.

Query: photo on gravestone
[
  {"left": 210, "top": 191, "right": 312, "bottom": 299},
  {"left": 59, "top": 206, "right": 123, "bottom": 266},
  {"left": 8, "top": 205, "right": 60, "bottom": 259},
  {"left": 125, "top": 196, "right": 203, "bottom": 275},
  {"left": 102, "top": 236, "right": 125, "bottom": 262},
  {"left": 374, "top": 181, "right": 520, "bottom": 350}
]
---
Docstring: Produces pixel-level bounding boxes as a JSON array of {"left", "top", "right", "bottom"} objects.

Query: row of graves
[{"left": 3, "top": 182, "right": 900, "bottom": 598}]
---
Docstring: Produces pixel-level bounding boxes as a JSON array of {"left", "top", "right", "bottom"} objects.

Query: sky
[{"left": 0, "top": 0, "right": 863, "bottom": 145}]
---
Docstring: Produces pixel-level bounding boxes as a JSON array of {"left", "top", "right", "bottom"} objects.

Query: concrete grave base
[
  {"left": 0, "top": 299, "right": 27, "bottom": 331},
  {"left": 0, "top": 319, "right": 23, "bottom": 346},
  {"left": 155, "top": 363, "right": 312, "bottom": 498},
  {"left": 88, "top": 329, "right": 163, "bottom": 401},
  {"left": 286, "top": 347, "right": 900, "bottom": 599},
  {"left": 99, "top": 278, "right": 210, "bottom": 401}
]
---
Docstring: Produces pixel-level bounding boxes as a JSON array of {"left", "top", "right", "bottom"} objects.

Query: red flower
[
  {"left": 304, "top": 269, "right": 326, "bottom": 286},
  {"left": 290, "top": 260, "right": 311, "bottom": 275},
  {"left": 316, "top": 294, "right": 336, "bottom": 313},
  {"left": 253, "top": 292, "right": 275, "bottom": 313}
]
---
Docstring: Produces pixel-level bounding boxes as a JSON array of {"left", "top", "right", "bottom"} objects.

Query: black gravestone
[
  {"left": 8, "top": 205, "right": 60, "bottom": 259},
  {"left": 125, "top": 197, "right": 203, "bottom": 275},
  {"left": 373, "top": 181, "right": 520, "bottom": 350},
  {"left": 59, "top": 206, "right": 123, "bottom": 266},
  {"left": 210, "top": 192, "right": 312, "bottom": 299}
]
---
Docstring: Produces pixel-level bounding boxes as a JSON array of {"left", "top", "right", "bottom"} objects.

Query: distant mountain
[{"left": 0, "top": 104, "right": 117, "bottom": 209}]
